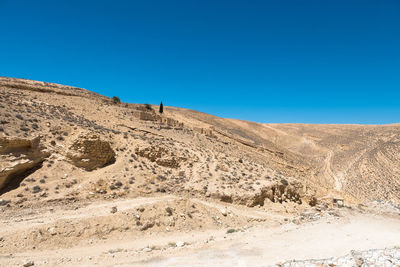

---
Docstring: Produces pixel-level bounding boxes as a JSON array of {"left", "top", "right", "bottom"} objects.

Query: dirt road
[
  {"left": 2, "top": 209, "right": 400, "bottom": 267},
  {"left": 141, "top": 213, "right": 400, "bottom": 266}
]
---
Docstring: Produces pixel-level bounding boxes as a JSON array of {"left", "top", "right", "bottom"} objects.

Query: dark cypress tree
[{"left": 159, "top": 101, "right": 164, "bottom": 114}]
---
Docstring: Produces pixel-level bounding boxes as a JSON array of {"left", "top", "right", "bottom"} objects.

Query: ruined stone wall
[
  {"left": 133, "top": 111, "right": 158, "bottom": 121},
  {"left": 67, "top": 134, "right": 116, "bottom": 171},
  {"left": 193, "top": 127, "right": 214, "bottom": 136},
  {"left": 160, "top": 117, "right": 184, "bottom": 128},
  {"left": 135, "top": 146, "right": 186, "bottom": 168},
  {"left": 132, "top": 111, "right": 184, "bottom": 128}
]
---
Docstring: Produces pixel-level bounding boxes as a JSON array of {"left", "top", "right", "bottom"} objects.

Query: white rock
[
  {"left": 220, "top": 209, "right": 227, "bottom": 216},
  {"left": 142, "top": 247, "right": 152, "bottom": 252},
  {"left": 48, "top": 227, "right": 57, "bottom": 235},
  {"left": 176, "top": 241, "right": 185, "bottom": 247}
]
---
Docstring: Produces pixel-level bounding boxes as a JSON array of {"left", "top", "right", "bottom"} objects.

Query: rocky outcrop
[
  {"left": 0, "top": 137, "right": 49, "bottom": 193},
  {"left": 67, "top": 134, "right": 115, "bottom": 171},
  {"left": 0, "top": 76, "right": 105, "bottom": 100}
]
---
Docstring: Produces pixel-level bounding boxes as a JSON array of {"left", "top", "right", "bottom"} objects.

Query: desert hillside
[{"left": 1, "top": 77, "right": 400, "bottom": 266}]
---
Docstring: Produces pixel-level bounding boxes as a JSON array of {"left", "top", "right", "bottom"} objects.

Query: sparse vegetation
[
  {"left": 144, "top": 103, "right": 153, "bottom": 111},
  {"left": 226, "top": 228, "right": 237, "bottom": 234},
  {"left": 112, "top": 96, "right": 120, "bottom": 104}
]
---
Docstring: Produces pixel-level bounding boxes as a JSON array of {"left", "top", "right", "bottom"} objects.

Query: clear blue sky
[{"left": 1, "top": 0, "right": 399, "bottom": 124}]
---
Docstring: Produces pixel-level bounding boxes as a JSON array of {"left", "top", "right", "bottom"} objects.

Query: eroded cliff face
[{"left": 0, "top": 137, "right": 49, "bottom": 193}]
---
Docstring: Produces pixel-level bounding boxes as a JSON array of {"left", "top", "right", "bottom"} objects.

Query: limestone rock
[
  {"left": 176, "top": 241, "right": 185, "bottom": 247},
  {"left": 142, "top": 247, "right": 152, "bottom": 252},
  {"left": 0, "top": 137, "right": 49, "bottom": 192},
  {"left": 220, "top": 208, "right": 228, "bottom": 216}
]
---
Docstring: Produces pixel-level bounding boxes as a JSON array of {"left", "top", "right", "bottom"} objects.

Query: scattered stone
[
  {"left": 165, "top": 207, "right": 173, "bottom": 216},
  {"left": 278, "top": 247, "right": 400, "bottom": 266},
  {"left": 23, "top": 260, "right": 34, "bottom": 267},
  {"left": 110, "top": 206, "right": 118, "bottom": 214},
  {"left": 32, "top": 186, "right": 41, "bottom": 193},
  {"left": 333, "top": 198, "right": 344, "bottom": 208},
  {"left": 108, "top": 248, "right": 123, "bottom": 254},
  {"left": 176, "top": 241, "right": 185, "bottom": 247},
  {"left": 140, "top": 222, "right": 154, "bottom": 231},
  {"left": 48, "top": 227, "right": 57, "bottom": 235},
  {"left": 142, "top": 247, "right": 152, "bottom": 252},
  {"left": 0, "top": 199, "right": 9, "bottom": 206},
  {"left": 220, "top": 208, "right": 228, "bottom": 216},
  {"left": 280, "top": 179, "right": 288, "bottom": 186},
  {"left": 309, "top": 196, "right": 318, "bottom": 206}
]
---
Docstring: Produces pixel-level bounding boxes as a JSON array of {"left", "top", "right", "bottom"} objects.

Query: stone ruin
[
  {"left": 66, "top": 134, "right": 116, "bottom": 171},
  {"left": 135, "top": 146, "right": 186, "bottom": 168},
  {"left": 193, "top": 127, "right": 214, "bottom": 137},
  {"left": 132, "top": 110, "right": 184, "bottom": 128}
]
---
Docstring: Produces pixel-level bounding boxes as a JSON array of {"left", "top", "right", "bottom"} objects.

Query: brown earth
[{"left": 1, "top": 76, "right": 399, "bottom": 266}]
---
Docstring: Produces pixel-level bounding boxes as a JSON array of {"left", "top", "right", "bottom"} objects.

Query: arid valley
[{"left": 1, "top": 77, "right": 400, "bottom": 266}]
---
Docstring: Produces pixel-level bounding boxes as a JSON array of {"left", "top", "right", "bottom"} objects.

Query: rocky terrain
[
  {"left": 279, "top": 247, "right": 400, "bottom": 267},
  {"left": 1, "top": 76, "right": 400, "bottom": 266}
]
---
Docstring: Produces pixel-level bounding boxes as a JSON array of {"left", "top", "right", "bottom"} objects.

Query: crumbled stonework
[
  {"left": 67, "top": 134, "right": 115, "bottom": 171},
  {"left": 135, "top": 146, "right": 186, "bottom": 168}
]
